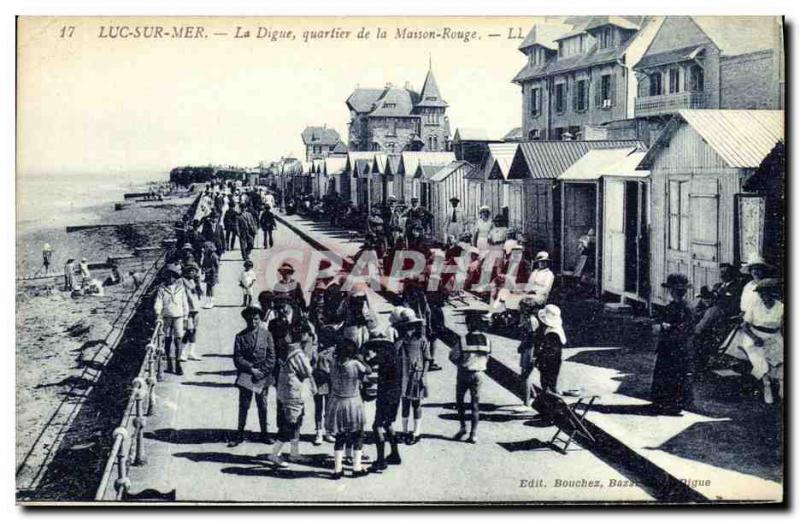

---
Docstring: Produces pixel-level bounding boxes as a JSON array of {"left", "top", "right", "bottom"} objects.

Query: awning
[{"left": 560, "top": 148, "right": 649, "bottom": 182}]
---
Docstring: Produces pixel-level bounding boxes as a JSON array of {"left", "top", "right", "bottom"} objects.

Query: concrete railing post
[
  {"left": 131, "top": 379, "right": 148, "bottom": 466},
  {"left": 145, "top": 344, "right": 157, "bottom": 416},
  {"left": 112, "top": 427, "right": 131, "bottom": 499}
]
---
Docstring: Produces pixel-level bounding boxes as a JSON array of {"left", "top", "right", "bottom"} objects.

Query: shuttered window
[
  {"left": 574, "top": 79, "right": 589, "bottom": 112},
  {"left": 554, "top": 83, "right": 566, "bottom": 114}
]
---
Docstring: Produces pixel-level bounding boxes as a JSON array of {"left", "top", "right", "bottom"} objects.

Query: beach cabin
[
  {"left": 354, "top": 159, "right": 372, "bottom": 209},
  {"left": 344, "top": 152, "right": 375, "bottom": 206},
  {"left": 464, "top": 160, "right": 486, "bottom": 227},
  {"left": 383, "top": 154, "right": 402, "bottom": 201},
  {"left": 312, "top": 159, "right": 326, "bottom": 198},
  {"left": 370, "top": 153, "right": 388, "bottom": 207},
  {"left": 424, "top": 161, "right": 474, "bottom": 243},
  {"left": 743, "top": 141, "right": 785, "bottom": 274},
  {"left": 397, "top": 152, "right": 456, "bottom": 202},
  {"left": 481, "top": 143, "right": 519, "bottom": 225},
  {"left": 324, "top": 157, "right": 347, "bottom": 196},
  {"left": 637, "top": 109, "right": 784, "bottom": 306},
  {"left": 558, "top": 146, "right": 649, "bottom": 301},
  {"left": 413, "top": 158, "right": 458, "bottom": 224},
  {"left": 507, "top": 140, "right": 642, "bottom": 266}
]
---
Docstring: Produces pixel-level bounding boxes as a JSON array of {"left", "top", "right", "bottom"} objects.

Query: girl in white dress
[{"left": 740, "top": 279, "right": 783, "bottom": 404}]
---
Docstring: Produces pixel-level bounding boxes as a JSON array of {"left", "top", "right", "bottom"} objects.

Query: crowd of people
[{"left": 150, "top": 178, "right": 783, "bottom": 479}]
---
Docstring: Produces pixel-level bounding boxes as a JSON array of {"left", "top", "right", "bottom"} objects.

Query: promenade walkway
[
  {"left": 276, "top": 214, "right": 783, "bottom": 503},
  {"left": 125, "top": 217, "right": 652, "bottom": 503}
]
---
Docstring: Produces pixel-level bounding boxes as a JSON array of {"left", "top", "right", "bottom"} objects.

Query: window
[
  {"left": 528, "top": 128, "right": 541, "bottom": 140},
  {"left": 433, "top": 136, "right": 438, "bottom": 150},
  {"left": 428, "top": 136, "right": 434, "bottom": 150},
  {"left": 668, "top": 68, "right": 681, "bottom": 94},
  {"left": 386, "top": 142, "right": 396, "bottom": 152},
  {"left": 574, "top": 78, "right": 589, "bottom": 112},
  {"left": 530, "top": 87, "right": 542, "bottom": 116},
  {"left": 554, "top": 82, "right": 566, "bottom": 114},
  {"left": 383, "top": 102, "right": 397, "bottom": 109},
  {"left": 598, "top": 27, "right": 613, "bottom": 49},
  {"left": 388, "top": 120, "right": 397, "bottom": 136},
  {"left": 668, "top": 180, "right": 690, "bottom": 251},
  {"left": 558, "top": 34, "right": 586, "bottom": 58},
  {"left": 598, "top": 74, "right": 613, "bottom": 108},
  {"left": 649, "top": 72, "right": 663, "bottom": 96},
  {"left": 689, "top": 64, "right": 704, "bottom": 92}
]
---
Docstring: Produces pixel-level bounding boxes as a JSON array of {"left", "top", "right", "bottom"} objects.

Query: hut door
[
  {"left": 689, "top": 177, "right": 720, "bottom": 290},
  {"left": 509, "top": 183, "right": 524, "bottom": 232},
  {"left": 563, "top": 183, "right": 597, "bottom": 272},
  {"left": 665, "top": 177, "right": 691, "bottom": 297},
  {"left": 603, "top": 179, "right": 625, "bottom": 293}
]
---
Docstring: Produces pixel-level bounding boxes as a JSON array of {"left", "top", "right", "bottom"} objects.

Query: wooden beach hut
[
  {"left": 397, "top": 152, "right": 455, "bottom": 202},
  {"left": 324, "top": 156, "right": 347, "bottom": 196},
  {"left": 636, "top": 109, "right": 784, "bottom": 306},
  {"left": 559, "top": 146, "right": 649, "bottom": 300},
  {"left": 506, "top": 140, "right": 641, "bottom": 266},
  {"left": 424, "top": 161, "right": 474, "bottom": 243}
]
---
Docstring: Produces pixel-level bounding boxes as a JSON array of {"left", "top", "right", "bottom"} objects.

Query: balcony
[{"left": 634, "top": 91, "right": 709, "bottom": 118}]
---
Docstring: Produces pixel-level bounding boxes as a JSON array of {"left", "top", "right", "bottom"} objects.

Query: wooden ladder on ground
[{"left": 549, "top": 395, "right": 598, "bottom": 453}]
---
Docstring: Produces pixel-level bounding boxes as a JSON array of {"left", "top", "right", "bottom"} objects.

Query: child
[
  {"left": 536, "top": 304, "right": 567, "bottom": 395},
  {"left": 180, "top": 261, "right": 203, "bottom": 362},
  {"left": 240, "top": 259, "right": 257, "bottom": 307},
  {"left": 450, "top": 313, "right": 492, "bottom": 443},
  {"left": 397, "top": 308, "right": 432, "bottom": 445},
  {"left": 154, "top": 264, "right": 190, "bottom": 375},
  {"left": 325, "top": 338, "right": 371, "bottom": 479},
  {"left": 368, "top": 325, "right": 404, "bottom": 472},
  {"left": 201, "top": 241, "right": 219, "bottom": 309},
  {"left": 269, "top": 317, "right": 316, "bottom": 467}
]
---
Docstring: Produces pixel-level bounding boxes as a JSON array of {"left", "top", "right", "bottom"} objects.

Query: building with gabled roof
[
  {"left": 512, "top": 16, "right": 663, "bottom": 142},
  {"left": 633, "top": 16, "right": 783, "bottom": 125},
  {"left": 346, "top": 64, "right": 451, "bottom": 154},
  {"left": 301, "top": 126, "right": 345, "bottom": 162}
]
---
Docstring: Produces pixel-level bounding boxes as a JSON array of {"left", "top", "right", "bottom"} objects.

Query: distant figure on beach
[
  {"left": 41, "top": 244, "right": 53, "bottom": 275},
  {"left": 64, "top": 258, "right": 77, "bottom": 291},
  {"left": 79, "top": 258, "right": 91, "bottom": 285}
]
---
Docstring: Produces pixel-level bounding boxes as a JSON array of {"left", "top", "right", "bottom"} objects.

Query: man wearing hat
[
  {"left": 202, "top": 210, "right": 226, "bottom": 256},
  {"left": 650, "top": 273, "right": 693, "bottom": 415},
  {"left": 274, "top": 262, "right": 306, "bottom": 313},
  {"left": 443, "top": 197, "right": 465, "bottom": 244},
  {"left": 403, "top": 197, "right": 430, "bottom": 243},
  {"left": 154, "top": 264, "right": 191, "bottom": 375},
  {"left": 223, "top": 203, "right": 240, "bottom": 250},
  {"left": 230, "top": 305, "right": 276, "bottom": 447}
]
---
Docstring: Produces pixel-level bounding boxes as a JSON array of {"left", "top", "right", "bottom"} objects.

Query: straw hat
[
  {"left": 278, "top": 262, "right": 295, "bottom": 274},
  {"left": 537, "top": 304, "right": 563, "bottom": 328},
  {"left": 742, "top": 255, "right": 773, "bottom": 272},
  {"left": 182, "top": 243, "right": 194, "bottom": 251},
  {"left": 661, "top": 273, "right": 691, "bottom": 290},
  {"left": 395, "top": 307, "right": 423, "bottom": 327},
  {"left": 479, "top": 205, "right": 490, "bottom": 215},
  {"left": 534, "top": 251, "right": 552, "bottom": 263},
  {"left": 449, "top": 197, "right": 460, "bottom": 203}
]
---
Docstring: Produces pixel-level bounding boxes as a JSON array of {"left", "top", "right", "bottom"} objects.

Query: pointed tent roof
[
  {"left": 415, "top": 68, "right": 448, "bottom": 108},
  {"left": 345, "top": 151, "right": 376, "bottom": 175},
  {"left": 483, "top": 143, "right": 519, "bottom": 180},
  {"left": 385, "top": 153, "right": 402, "bottom": 176},
  {"left": 371, "top": 153, "right": 389, "bottom": 174}
]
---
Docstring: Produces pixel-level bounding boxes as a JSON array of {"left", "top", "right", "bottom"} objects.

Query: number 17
[{"left": 60, "top": 26, "right": 75, "bottom": 38}]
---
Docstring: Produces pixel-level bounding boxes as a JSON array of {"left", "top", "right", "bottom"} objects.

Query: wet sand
[{"left": 15, "top": 193, "right": 195, "bottom": 478}]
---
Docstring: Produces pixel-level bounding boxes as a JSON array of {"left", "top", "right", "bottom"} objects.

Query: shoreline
[{"left": 15, "top": 188, "right": 196, "bottom": 482}]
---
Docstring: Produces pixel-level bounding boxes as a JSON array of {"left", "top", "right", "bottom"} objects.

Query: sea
[{"left": 16, "top": 170, "right": 168, "bottom": 276}]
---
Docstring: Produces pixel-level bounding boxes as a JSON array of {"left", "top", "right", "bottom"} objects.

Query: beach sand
[{"left": 15, "top": 192, "right": 196, "bottom": 479}]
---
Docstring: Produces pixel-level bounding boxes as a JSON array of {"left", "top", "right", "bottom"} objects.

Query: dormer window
[
  {"left": 383, "top": 102, "right": 397, "bottom": 109},
  {"left": 558, "top": 34, "right": 586, "bottom": 58},
  {"left": 598, "top": 27, "right": 613, "bottom": 49},
  {"left": 425, "top": 96, "right": 436, "bottom": 101}
]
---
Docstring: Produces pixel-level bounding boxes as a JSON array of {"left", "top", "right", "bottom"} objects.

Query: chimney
[{"left": 404, "top": 81, "right": 413, "bottom": 90}]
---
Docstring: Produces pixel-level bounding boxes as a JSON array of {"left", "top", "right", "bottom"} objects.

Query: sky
[{"left": 17, "top": 16, "right": 545, "bottom": 176}]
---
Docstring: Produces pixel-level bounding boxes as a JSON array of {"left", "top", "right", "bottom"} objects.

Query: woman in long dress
[
  {"left": 650, "top": 273, "right": 693, "bottom": 415},
  {"left": 740, "top": 279, "right": 783, "bottom": 404},
  {"left": 473, "top": 206, "right": 493, "bottom": 251}
]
